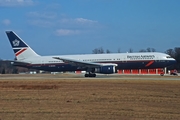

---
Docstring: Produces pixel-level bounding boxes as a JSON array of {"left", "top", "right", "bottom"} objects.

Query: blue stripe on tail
[
  {"left": 13, "top": 49, "right": 21, "bottom": 53},
  {"left": 6, "top": 31, "right": 28, "bottom": 48}
]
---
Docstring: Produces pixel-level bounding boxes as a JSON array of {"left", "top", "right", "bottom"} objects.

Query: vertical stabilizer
[{"left": 6, "top": 31, "right": 39, "bottom": 60}]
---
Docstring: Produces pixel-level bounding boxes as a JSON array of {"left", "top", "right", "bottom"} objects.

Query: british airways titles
[{"left": 127, "top": 55, "right": 155, "bottom": 60}]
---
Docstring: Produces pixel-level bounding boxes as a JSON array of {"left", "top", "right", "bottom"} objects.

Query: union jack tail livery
[{"left": 6, "top": 31, "right": 39, "bottom": 60}]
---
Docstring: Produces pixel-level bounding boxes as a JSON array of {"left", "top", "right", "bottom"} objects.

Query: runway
[{"left": 0, "top": 73, "right": 179, "bottom": 81}]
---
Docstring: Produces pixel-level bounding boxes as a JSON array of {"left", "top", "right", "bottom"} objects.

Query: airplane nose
[
  {"left": 174, "top": 59, "right": 177, "bottom": 63},
  {"left": 172, "top": 59, "right": 177, "bottom": 64},
  {"left": 167, "top": 58, "right": 177, "bottom": 66}
]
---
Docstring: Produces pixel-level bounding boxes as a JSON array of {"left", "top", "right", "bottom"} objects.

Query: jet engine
[{"left": 95, "top": 65, "right": 117, "bottom": 74}]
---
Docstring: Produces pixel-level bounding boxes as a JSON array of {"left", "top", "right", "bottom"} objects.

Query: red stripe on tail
[{"left": 15, "top": 48, "right": 27, "bottom": 56}]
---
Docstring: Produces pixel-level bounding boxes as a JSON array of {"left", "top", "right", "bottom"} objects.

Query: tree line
[
  {"left": 92, "top": 47, "right": 157, "bottom": 54},
  {"left": 0, "top": 60, "right": 28, "bottom": 74}
]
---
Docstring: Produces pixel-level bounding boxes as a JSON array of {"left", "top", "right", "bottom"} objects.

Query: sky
[{"left": 0, "top": 0, "right": 180, "bottom": 59}]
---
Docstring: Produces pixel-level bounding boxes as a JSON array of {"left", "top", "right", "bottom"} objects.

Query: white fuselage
[{"left": 16, "top": 52, "right": 176, "bottom": 72}]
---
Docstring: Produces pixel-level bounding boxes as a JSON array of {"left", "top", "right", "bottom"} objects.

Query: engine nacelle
[{"left": 95, "top": 65, "right": 117, "bottom": 74}]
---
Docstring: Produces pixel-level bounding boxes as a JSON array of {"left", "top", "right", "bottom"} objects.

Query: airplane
[{"left": 5, "top": 31, "right": 176, "bottom": 77}]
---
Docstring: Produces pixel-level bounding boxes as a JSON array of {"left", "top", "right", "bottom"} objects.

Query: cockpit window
[{"left": 166, "top": 56, "right": 173, "bottom": 58}]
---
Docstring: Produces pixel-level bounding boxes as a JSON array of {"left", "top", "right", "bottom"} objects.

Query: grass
[{"left": 0, "top": 79, "right": 180, "bottom": 120}]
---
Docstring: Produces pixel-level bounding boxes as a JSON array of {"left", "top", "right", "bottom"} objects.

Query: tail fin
[{"left": 6, "top": 31, "right": 39, "bottom": 60}]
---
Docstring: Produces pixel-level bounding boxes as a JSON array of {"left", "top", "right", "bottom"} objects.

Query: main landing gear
[{"left": 84, "top": 73, "right": 96, "bottom": 77}]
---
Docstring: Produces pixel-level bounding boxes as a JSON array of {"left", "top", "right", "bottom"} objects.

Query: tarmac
[{"left": 0, "top": 73, "right": 179, "bottom": 81}]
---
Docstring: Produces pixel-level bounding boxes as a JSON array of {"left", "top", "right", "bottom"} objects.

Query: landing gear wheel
[
  {"left": 84, "top": 73, "right": 96, "bottom": 77},
  {"left": 85, "top": 74, "right": 89, "bottom": 77},
  {"left": 89, "top": 74, "right": 96, "bottom": 77},
  {"left": 92, "top": 74, "right": 96, "bottom": 77}
]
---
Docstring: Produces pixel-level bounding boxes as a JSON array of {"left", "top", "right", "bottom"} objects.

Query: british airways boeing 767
[{"left": 6, "top": 31, "right": 176, "bottom": 77}]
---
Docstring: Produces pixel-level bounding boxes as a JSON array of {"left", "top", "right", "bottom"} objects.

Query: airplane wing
[{"left": 53, "top": 57, "right": 117, "bottom": 68}]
